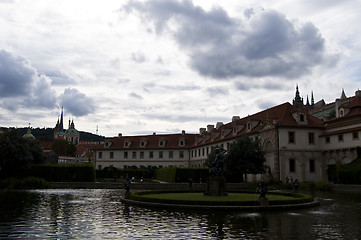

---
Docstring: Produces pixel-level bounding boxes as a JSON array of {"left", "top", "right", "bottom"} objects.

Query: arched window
[{"left": 300, "top": 114, "right": 304, "bottom": 122}]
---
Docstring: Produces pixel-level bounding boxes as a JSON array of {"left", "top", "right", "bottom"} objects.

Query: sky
[{"left": 0, "top": 0, "right": 360, "bottom": 137}]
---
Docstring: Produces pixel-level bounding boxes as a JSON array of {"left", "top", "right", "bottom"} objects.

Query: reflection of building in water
[{"left": 94, "top": 87, "right": 361, "bottom": 183}]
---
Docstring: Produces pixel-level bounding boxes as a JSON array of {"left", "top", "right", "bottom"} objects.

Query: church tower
[{"left": 293, "top": 85, "right": 304, "bottom": 108}]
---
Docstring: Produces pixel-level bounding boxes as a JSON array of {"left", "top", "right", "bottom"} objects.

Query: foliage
[
  {"left": 29, "top": 163, "right": 95, "bottom": 182},
  {"left": 174, "top": 168, "right": 208, "bottom": 183},
  {"left": 96, "top": 166, "right": 155, "bottom": 180},
  {"left": 155, "top": 167, "right": 177, "bottom": 182},
  {"left": 338, "top": 158, "right": 361, "bottom": 184},
  {"left": 0, "top": 129, "right": 46, "bottom": 178},
  {"left": 0, "top": 177, "right": 52, "bottom": 190},
  {"left": 51, "top": 139, "right": 76, "bottom": 156},
  {"left": 204, "top": 136, "right": 266, "bottom": 182}
]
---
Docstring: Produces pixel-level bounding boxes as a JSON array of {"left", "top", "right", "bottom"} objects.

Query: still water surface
[{"left": 0, "top": 189, "right": 360, "bottom": 239}]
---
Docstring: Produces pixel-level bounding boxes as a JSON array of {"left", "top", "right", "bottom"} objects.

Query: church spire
[
  {"left": 311, "top": 91, "right": 314, "bottom": 105},
  {"left": 341, "top": 88, "right": 347, "bottom": 99},
  {"left": 293, "top": 85, "right": 304, "bottom": 108}
]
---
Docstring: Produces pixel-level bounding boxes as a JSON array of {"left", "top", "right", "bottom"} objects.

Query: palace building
[{"left": 93, "top": 88, "right": 361, "bottom": 183}]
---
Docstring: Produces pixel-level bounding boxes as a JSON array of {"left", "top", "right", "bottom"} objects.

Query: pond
[{"left": 0, "top": 189, "right": 360, "bottom": 239}]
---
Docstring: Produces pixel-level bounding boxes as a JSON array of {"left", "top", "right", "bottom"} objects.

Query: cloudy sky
[{"left": 0, "top": 0, "right": 360, "bottom": 137}]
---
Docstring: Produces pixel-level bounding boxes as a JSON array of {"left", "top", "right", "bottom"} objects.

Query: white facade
[{"left": 94, "top": 90, "right": 361, "bottom": 183}]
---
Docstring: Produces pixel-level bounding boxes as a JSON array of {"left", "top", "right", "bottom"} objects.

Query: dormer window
[
  {"left": 300, "top": 114, "right": 305, "bottom": 122},
  {"left": 159, "top": 139, "right": 166, "bottom": 147},
  {"left": 140, "top": 140, "right": 147, "bottom": 147},
  {"left": 340, "top": 108, "right": 344, "bottom": 117},
  {"left": 247, "top": 122, "right": 251, "bottom": 130},
  {"left": 124, "top": 141, "right": 131, "bottom": 148},
  {"left": 179, "top": 139, "right": 185, "bottom": 146}
]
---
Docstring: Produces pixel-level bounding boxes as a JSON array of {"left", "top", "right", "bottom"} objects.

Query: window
[
  {"left": 300, "top": 114, "right": 305, "bottom": 122},
  {"left": 98, "top": 152, "right": 103, "bottom": 159},
  {"left": 124, "top": 141, "right": 128, "bottom": 147},
  {"left": 202, "top": 148, "right": 205, "bottom": 156},
  {"left": 149, "top": 151, "right": 153, "bottom": 158},
  {"left": 110, "top": 152, "right": 114, "bottom": 159},
  {"left": 308, "top": 132, "right": 315, "bottom": 144},
  {"left": 179, "top": 151, "right": 184, "bottom": 158},
  {"left": 140, "top": 152, "right": 144, "bottom": 159},
  {"left": 325, "top": 136, "right": 330, "bottom": 144},
  {"left": 132, "top": 152, "right": 137, "bottom": 159},
  {"left": 179, "top": 140, "right": 184, "bottom": 146},
  {"left": 338, "top": 134, "right": 344, "bottom": 142},
  {"left": 309, "top": 159, "right": 315, "bottom": 173},
  {"left": 169, "top": 151, "right": 173, "bottom": 158},
  {"left": 289, "top": 159, "right": 295, "bottom": 172},
  {"left": 159, "top": 151, "right": 163, "bottom": 159},
  {"left": 353, "top": 132, "right": 359, "bottom": 140},
  {"left": 288, "top": 132, "right": 295, "bottom": 144},
  {"left": 124, "top": 152, "right": 128, "bottom": 159}
]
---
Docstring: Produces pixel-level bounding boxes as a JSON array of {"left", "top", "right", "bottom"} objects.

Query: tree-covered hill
[{"left": 0, "top": 127, "right": 105, "bottom": 142}]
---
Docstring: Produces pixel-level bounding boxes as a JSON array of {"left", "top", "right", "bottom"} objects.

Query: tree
[
  {"left": 51, "top": 139, "right": 76, "bottom": 156},
  {"left": 0, "top": 129, "right": 45, "bottom": 178},
  {"left": 204, "top": 136, "right": 266, "bottom": 182},
  {"left": 224, "top": 136, "right": 266, "bottom": 182}
]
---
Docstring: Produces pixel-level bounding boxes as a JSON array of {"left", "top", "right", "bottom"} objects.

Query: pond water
[{"left": 0, "top": 189, "right": 360, "bottom": 239}]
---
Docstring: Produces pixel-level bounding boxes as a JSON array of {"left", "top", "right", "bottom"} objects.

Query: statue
[
  {"left": 257, "top": 182, "right": 268, "bottom": 198},
  {"left": 209, "top": 147, "right": 227, "bottom": 176},
  {"left": 257, "top": 181, "right": 269, "bottom": 206},
  {"left": 123, "top": 174, "right": 131, "bottom": 193}
]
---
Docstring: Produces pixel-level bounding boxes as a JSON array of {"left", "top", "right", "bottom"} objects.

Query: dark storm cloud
[
  {"left": 59, "top": 88, "right": 95, "bottom": 117},
  {"left": 0, "top": 49, "right": 57, "bottom": 109},
  {"left": 125, "top": 0, "right": 337, "bottom": 79}
]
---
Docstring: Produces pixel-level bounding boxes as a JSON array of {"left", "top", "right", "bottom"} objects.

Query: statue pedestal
[
  {"left": 205, "top": 176, "right": 227, "bottom": 196},
  {"left": 259, "top": 196, "right": 269, "bottom": 206}
]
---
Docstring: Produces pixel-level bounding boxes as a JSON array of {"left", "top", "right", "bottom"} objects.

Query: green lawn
[{"left": 139, "top": 192, "right": 296, "bottom": 202}]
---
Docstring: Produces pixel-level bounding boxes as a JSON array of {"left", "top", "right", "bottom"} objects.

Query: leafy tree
[
  {"left": 225, "top": 136, "right": 266, "bottom": 182},
  {"left": 0, "top": 130, "right": 45, "bottom": 178},
  {"left": 204, "top": 136, "right": 266, "bottom": 182},
  {"left": 51, "top": 139, "right": 76, "bottom": 156}
]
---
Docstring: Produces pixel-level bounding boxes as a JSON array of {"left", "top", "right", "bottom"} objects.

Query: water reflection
[{"left": 0, "top": 189, "right": 360, "bottom": 239}]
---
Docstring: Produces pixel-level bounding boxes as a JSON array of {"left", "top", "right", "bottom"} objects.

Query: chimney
[
  {"left": 232, "top": 116, "right": 240, "bottom": 122},
  {"left": 207, "top": 124, "right": 214, "bottom": 132},
  {"left": 153, "top": 132, "right": 156, "bottom": 135},
  {"left": 216, "top": 122, "right": 223, "bottom": 129},
  {"left": 355, "top": 90, "right": 361, "bottom": 97},
  {"left": 182, "top": 130, "right": 185, "bottom": 135},
  {"left": 199, "top": 128, "right": 206, "bottom": 134},
  {"left": 118, "top": 133, "right": 122, "bottom": 138}
]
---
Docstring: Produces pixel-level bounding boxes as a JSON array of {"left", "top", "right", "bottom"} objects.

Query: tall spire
[
  {"left": 311, "top": 91, "right": 314, "bottom": 105},
  {"left": 341, "top": 89, "right": 347, "bottom": 100},
  {"left": 59, "top": 107, "right": 64, "bottom": 131},
  {"left": 293, "top": 84, "right": 304, "bottom": 107}
]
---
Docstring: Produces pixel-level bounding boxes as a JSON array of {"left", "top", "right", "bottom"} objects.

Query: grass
[
  {"left": 141, "top": 192, "right": 294, "bottom": 202},
  {"left": 128, "top": 191, "right": 313, "bottom": 206}
]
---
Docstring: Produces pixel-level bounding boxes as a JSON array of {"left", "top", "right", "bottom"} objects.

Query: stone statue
[
  {"left": 123, "top": 174, "right": 131, "bottom": 193},
  {"left": 257, "top": 182, "right": 268, "bottom": 198},
  {"left": 209, "top": 147, "right": 227, "bottom": 176}
]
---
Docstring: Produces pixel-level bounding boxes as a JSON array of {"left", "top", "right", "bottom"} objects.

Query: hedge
[
  {"left": 96, "top": 167, "right": 155, "bottom": 180},
  {"left": 338, "top": 158, "right": 361, "bottom": 184},
  {"left": 29, "top": 163, "right": 95, "bottom": 182},
  {"left": 154, "top": 167, "right": 209, "bottom": 183}
]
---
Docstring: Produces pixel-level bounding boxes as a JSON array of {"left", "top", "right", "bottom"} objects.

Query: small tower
[{"left": 293, "top": 85, "right": 304, "bottom": 108}]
